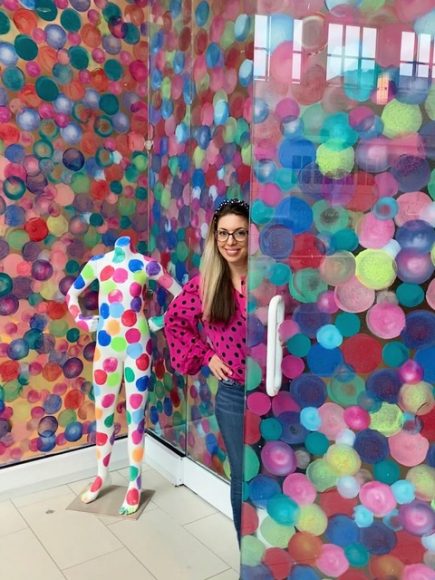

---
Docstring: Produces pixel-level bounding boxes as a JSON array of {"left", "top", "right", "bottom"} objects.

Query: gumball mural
[
  {"left": 0, "top": 1, "right": 150, "bottom": 465},
  {"left": 243, "top": 1, "right": 435, "bottom": 578}
]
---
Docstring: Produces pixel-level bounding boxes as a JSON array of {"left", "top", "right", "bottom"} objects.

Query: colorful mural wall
[
  {"left": 147, "top": 0, "right": 253, "bottom": 475},
  {"left": 0, "top": 0, "right": 150, "bottom": 466},
  {"left": 242, "top": 1, "right": 435, "bottom": 579}
]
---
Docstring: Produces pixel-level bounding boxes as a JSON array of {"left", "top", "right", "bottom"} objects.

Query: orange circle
[{"left": 288, "top": 532, "right": 323, "bottom": 564}]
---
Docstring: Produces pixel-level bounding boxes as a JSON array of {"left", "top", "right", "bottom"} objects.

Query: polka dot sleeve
[{"left": 164, "top": 275, "right": 215, "bottom": 375}]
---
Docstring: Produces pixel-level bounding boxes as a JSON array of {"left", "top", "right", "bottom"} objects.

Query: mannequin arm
[
  {"left": 145, "top": 260, "right": 182, "bottom": 332},
  {"left": 66, "top": 257, "right": 101, "bottom": 332}
]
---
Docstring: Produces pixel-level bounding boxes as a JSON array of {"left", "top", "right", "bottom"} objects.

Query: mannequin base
[{"left": 67, "top": 485, "right": 154, "bottom": 520}]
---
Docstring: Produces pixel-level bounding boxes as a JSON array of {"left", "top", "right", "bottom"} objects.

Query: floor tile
[
  {"left": 152, "top": 483, "right": 217, "bottom": 525},
  {"left": 110, "top": 505, "right": 229, "bottom": 580},
  {"left": 67, "top": 470, "right": 128, "bottom": 496},
  {"left": 63, "top": 547, "right": 155, "bottom": 580},
  {"left": 12, "top": 484, "right": 73, "bottom": 508},
  {"left": 0, "top": 528, "right": 64, "bottom": 580},
  {"left": 16, "top": 490, "right": 122, "bottom": 569},
  {"left": 185, "top": 512, "right": 240, "bottom": 571},
  {"left": 208, "top": 570, "right": 239, "bottom": 580},
  {"left": 0, "top": 499, "right": 28, "bottom": 537}
]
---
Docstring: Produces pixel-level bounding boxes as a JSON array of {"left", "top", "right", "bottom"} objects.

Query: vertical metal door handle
[{"left": 266, "top": 295, "right": 285, "bottom": 396}]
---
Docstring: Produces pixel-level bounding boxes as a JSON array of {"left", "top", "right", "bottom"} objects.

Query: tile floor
[{"left": 0, "top": 462, "right": 240, "bottom": 580}]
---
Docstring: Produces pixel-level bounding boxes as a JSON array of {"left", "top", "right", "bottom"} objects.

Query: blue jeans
[{"left": 215, "top": 378, "right": 245, "bottom": 544}]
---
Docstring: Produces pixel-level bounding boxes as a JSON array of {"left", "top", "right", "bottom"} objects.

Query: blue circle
[
  {"left": 291, "top": 374, "right": 327, "bottom": 408},
  {"left": 354, "top": 429, "right": 389, "bottom": 464},
  {"left": 97, "top": 331, "right": 111, "bottom": 347},
  {"left": 326, "top": 514, "right": 360, "bottom": 547},
  {"left": 64, "top": 421, "right": 83, "bottom": 442},
  {"left": 274, "top": 196, "right": 313, "bottom": 234},
  {"left": 360, "top": 521, "right": 397, "bottom": 555},
  {"left": 278, "top": 411, "right": 308, "bottom": 444},
  {"left": 307, "top": 344, "right": 343, "bottom": 376},
  {"left": 289, "top": 565, "right": 320, "bottom": 580},
  {"left": 248, "top": 475, "right": 281, "bottom": 508},
  {"left": 415, "top": 346, "right": 435, "bottom": 382},
  {"left": 366, "top": 369, "right": 401, "bottom": 403},
  {"left": 401, "top": 311, "right": 435, "bottom": 349},
  {"left": 100, "top": 303, "right": 109, "bottom": 319}
]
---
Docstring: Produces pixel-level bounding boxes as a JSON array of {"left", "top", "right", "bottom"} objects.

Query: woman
[{"left": 164, "top": 199, "right": 249, "bottom": 543}]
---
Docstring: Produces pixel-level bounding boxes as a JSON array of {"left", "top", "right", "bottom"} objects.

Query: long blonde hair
[{"left": 200, "top": 200, "right": 249, "bottom": 323}]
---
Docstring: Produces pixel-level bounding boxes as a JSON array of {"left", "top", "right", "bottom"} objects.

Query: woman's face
[{"left": 216, "top": 213, "right": 249, "bottom": 270}]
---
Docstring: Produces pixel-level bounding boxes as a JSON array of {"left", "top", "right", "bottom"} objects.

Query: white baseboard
[{"left": 0, "top": 435, "right": 232, "bottom": 519}]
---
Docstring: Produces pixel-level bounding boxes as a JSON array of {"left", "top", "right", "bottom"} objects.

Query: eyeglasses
[{"left": 215, "top": 228, "right": 249, "bottom": 243}]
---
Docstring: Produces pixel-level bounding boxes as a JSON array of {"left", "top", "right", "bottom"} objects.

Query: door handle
[{"left": 266, "top": 295, "right": 285, "bottom": 397}]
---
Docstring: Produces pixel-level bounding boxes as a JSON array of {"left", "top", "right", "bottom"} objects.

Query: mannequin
[{"left": 66, "top": 236, "right": 181, "bottom": 515}]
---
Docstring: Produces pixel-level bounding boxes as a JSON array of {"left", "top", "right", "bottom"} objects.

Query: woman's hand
[{"left": 208, "top": 354, "right": 232, "bottom": 381}]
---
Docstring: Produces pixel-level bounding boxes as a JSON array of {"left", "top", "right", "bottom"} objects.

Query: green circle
[
  {"left": 35, "top": 0, "right": 57, "bottom": 21},
  {"left": 2, "top": 67, "right": 25, "bottom": 91},
  {"left": 305, "top": 431, "right": 329, "bottom": 455},
  {"left": 33, "top": 139, "right": 53, "bottom": 159},
  {"left": 240, "top": 535, "right": 265, "bottom": 567},
  {"left": 28, "top": 292, "right": 43, "bottom": 306},
  {"left": 95, "top": 147, "right": 113, "bottom": 167},
  {"left": 60, "top": 8, "right": 81, "bottom": 31},
  {"left": 66, "top": 328, "right": 80, "bottom": 342},
  {"left": 99, "top": 94, "right": 119, "bottom": 115},
  {"left": 35, "top": 76, "right": 59, "bottom": 101},
  {"left": 345, "top": 544, "right": 370, "bottom": 568},
  {"left": 107, "top": 372, "right": 122, "bottom": 388},
  {"left": 132, "top": 152, "right": 148, "bottom": 172},
  {"left": 289, "top": 268, "right": 328, "bottom": 303},
  {"left": 102, "top": 2, "right": 122, "bottom": 22},
  {"left": 396, "top": 283, "right": 424, "bottom": 307},
  {"left": 328, "top": 374, "right": 365, "bottom": 406},
  {"left": 111, "top": 337, "right": 127, "bottom": 353},
  {"left": 124, "top": 23, "right": 140, "bottom": 44},
  {"left": 69, "top": 46, "right": 89, "bottom": 70},
  {"left": 260, "top": 517, "right": 294, "bottom": 548},
  {"left": 89, "top": 213, "right": 104, "bottom": 226},
  {"left": 71, "top": 172, "right": 90, "bottom": 194},
  {"left": 94, "top": 116, "right": 113, "bottom": 137},
  {"left": 104, "top": 413, "right": 114, "bottom": 428},
  {"left": 3, "top": 176, "right": 26, "bottom": 200},
  {"left": 382, "top": 341, "right": 409, "bottom": 367},
  {"left": 287, "top": 334, "right": 311, "bottom": 357},
  {"left": 313, "top": 200, "right": 350, "bottom": 233},
  {"left": 110, "top": 181, "right": 123, "bottom": 194},
  {"left": 0, "top": 273, "right": 13, "bottom": 297},
  {"left": 335, "top": 312, "right": 361, "bottom": 337},
  {"left": 58, "top": 409, "right": 76, "bottom": 426},
  {"left": 0, "top": 11, "right": 11, "bottom": 34},
  {"left": 65, "top": 259, "right": 80, "bottom": 274},
  {"left": 260, "top": 417, "right": 282, "bottom": 441},
  {"left": 14, "top": 35, "right": 38, "bottom": 60},
  {"left": 104, "top": 59, "right": 123, "bottom": 80},
  {"left": 7, "top": 230, "right": 28, "bottom": 250},
  {"left": 243, "top": 445, "right": 260, "bottom": 481},
  {"left": 3, "top": 380, "right": 21, "bottom": 402},
  {"left": 39, "top": 119, "right": 59, "bottom": 140},
  {"left": 246, "top": 358, "right": 262, "bottom": 391},
  {"left": 373, "top": 459, "right": 400, "bottom": 484},
  {"left": 125, "top": 368, "right": 135, "bottom": 383}
]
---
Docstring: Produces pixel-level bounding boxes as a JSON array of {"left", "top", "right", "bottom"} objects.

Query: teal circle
[
  {"left": 0, "top": 273, "right": 13, "bottom": 296},
  {"left": 33, "top": 139, "right": 53, "bottom": 159},
  {"left": 3, "top": 177, "right": 26, "bottom": 200},
  {"left": 373, "top": 460, "right": 400, "bottom": 484},
  {"left": 69, "top": 46, "right": 89, "bottom": 70},
  {"left": 89, "top": 213, "right": 103, "bottom": 226},
  {"left": 124, "top": 23, "right": 140, "bottom": 45},
  {"left": 268, "top": 263, "right": 291, "bottom": 286},
  {"left": 99, "top": 94, "right": 119, "bottom": 115},
  {"left": 0, "top": 11, "right": 10, "bottom": 34},
  {"left": 305, "top": 431, "right": 329, "bottom": 455},
  {"left": 102, "top": 2, "right": 122, "bottom": 21},
  {"left": 120, "top": 216, "right": 131, "bottom": 228},
  {"left": 260, "top": 418, "right": 282, "bottom": 441},
  {"left": 53, "top": 63, "right": 73, "bottom": 85},
  {"left": 60, "top": 9, "right": 81, "bottom": 32},
  {"left": 344, "top": 543, "right": 370, "bottom": 568},
  {"left": 396, "top": 283, "right": 425, "bottom": 307},
  {"left": 66, "top": 328, "right": 80, "bottom": 342},
  {"left": 110, "top": 181, "right": 122, "bottom": 194},
  {"left": 137, "top": 241, "right": 147, "bottom": 254},
  {"left": 251, "top": 200, "right": 273, "bottom": 224},
  {"left": 287, "top": 334, "right": 311, "bottom": 357},
  {"left": 335, "top": 312, "right": 361, "bottom": 337},
  {"left": 35, "top": 76, "right": 59, "bottom": 101},
  {"left": 94, "top": 116, "right": 113, "bottom": 137},
  {"left": 14, "top": 35, "right": 38, "bottom": 60},
  {"left": 35, "top": 0, "right": 57, "bottom": 21},
  {"left": 104, "top": 59, "right": 123, "bottom": 81},
  {"left": 65, "top": 259, "right": 80, "bottom": 274},
  {"left": 332, "top": 228, "right": 359, "bottom": 251},
  {"left": 382, "top": 341, "right": 410, "bottom": 367},
  {"left": 135, "top": 186, "right": 147, "bottom": 200},
  {"left": 2, "top": 67, "right": 25, "bottom": 91}
]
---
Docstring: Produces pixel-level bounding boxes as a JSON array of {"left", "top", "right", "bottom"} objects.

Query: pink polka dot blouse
[{"left": 164, "top": 274, "right": 247, "bottom": 382}]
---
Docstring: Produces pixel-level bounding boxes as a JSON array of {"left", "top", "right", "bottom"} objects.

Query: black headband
[{"left": 214, "top": 199, "right": 249, "bottom": 217}]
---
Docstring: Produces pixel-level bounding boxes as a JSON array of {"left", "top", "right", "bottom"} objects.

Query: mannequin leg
[
  {"left": 81, "top": 350, "right": 123, "bottom": 504},
  {"left": 119, "top": 353, "right": 150, "bottom": 515}
]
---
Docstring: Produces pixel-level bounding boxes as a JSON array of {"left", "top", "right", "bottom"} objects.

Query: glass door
[{"left": 242, "top": 2, "right": 435, "bottom": 578}]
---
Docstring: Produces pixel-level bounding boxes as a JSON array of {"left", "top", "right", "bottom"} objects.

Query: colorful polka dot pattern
[
  {"left": 147, "top": 0, "right": 253, "bottom": 476},
  {"left": 66, "top": 236, "right": 181, "bottom": 509},
  {"left": 243, "top": 2, "right": 435, "bottom": 578},
  {"left": 0, "top": 1, "right": 151, "bottom": 466}
]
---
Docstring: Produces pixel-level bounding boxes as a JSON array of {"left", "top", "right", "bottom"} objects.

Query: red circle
[
  {"left": 126, "top": 329, "right": 141, "bottom": 343},
  {"left": 342, "top": 334, "right": 382, "bottom": 374},
  {"left": 122, "top": 310, "right": 137, "bottom": 327},
  {"left": 263, "top": 548, "right": 293, "bottom": 579},
  {"left": 96, "top": 432, "right": 108, "bottom": 446},
  {"left": 93, "top": 369, "right": 107, "bottom": 386},
  {"left": 319, "top": 489, "right": 358, "bottom": 518},
  {"left": 289, "top": 233, "right": 326, "bottom": 271},
  {"left": 241, "top": 502, "right": 259, "bottom": 536},
  {"left": 24, "top": 217, "right": 48, "bottom": 241},
  {"left": 136, "top": 354, "right": 150, "bottom": 371},
  {"left": 100, "top": 266, "right": 114, "bottom": 281},
  {"left": 64, "top": 390, "right": 84, "bottom": 409},
  {"left": 244, "top": 411, "right": 261, "bottom": 444}
]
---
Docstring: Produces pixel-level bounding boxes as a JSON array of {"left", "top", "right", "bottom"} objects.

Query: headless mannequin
[{"left": 66, "top": 236, "right": 181, "bottom": 515}]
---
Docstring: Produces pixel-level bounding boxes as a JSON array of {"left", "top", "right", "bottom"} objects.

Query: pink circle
[
  {"left": 281, "top": 355, "right": 305, "bottom": 379},
  {"left": 426, "top": 279, "right": 435, "bottom": 310},
  {"left": 103, "top": 357, "right": 118, "bottom": 372},
  {"left": 275, "top": 97, "right": 299, "bottom": 120},
  {"left": 130, "top": 282, "right": 141, "bottom": 297},
  {"left": 316, "top": 544, "right": 349, "bottom": 577},
  {"left": 130, "top": 394, "right": 143, "bottom": 410},
  {"left": 270, "top": 42, "right": 294, "bottom": 84},
  {"left": 113, "top": 268, "right": 128, "bottom": 283},
  {"left": 395, "top": 192, "right": 432, "bottom": 226},
  {"left": 359, "top": 481, "right": 397, "bottom": 517},
  {"left": 389, "top": 432, "right": 429, "bottom": 467},
  {"left": 317, "top": 290, "right": 339, "bottom": 313},
  {"left": 126, "top": 329, "right": 140, "bottom": 344},
  {"left": 343, "top": 406, "right": 370, "bottom": 431},
  {"left": 261, "top": 441, "right": 296, "bottom": 476},
  {"left": 101, "top": 394, "right": 116, "bottom": 408},
  {"left": 318, "top": 403, "right": 346, "bottom": 440},
  {"left": 402, "top": 564, "right": 435, "bottom": 580},
  {"left": 247, "top": 392, "right": 271, "bottom": 416},
  {"left": 132, "top": 429, "right": 143, "bottom": 445},
  {"left": 366, "top": 303, "right": 406, "bottom": 339},
  {"left": 283, "top": 473, "right": 316, "bottom": 505},
  {"left": 272, "top": 392, "right": 300, "bottom": 416},
  {"left": 399, "top": 360, "right": 424, "bottom": 384},
  {"left": 375, "top": 172, "right": 399, "bottom": 198},
  {"left": 279, "top": 319, "right": 300, "bottom": 341},
  {"left": 357, "top": 213, "right": 395, "bottom": 248},
  {"left": 335, "top": 276, "right": 375, "bottom": 313},
  {"left": 108, "top": 290, "right": 123, "bottom": 303}
]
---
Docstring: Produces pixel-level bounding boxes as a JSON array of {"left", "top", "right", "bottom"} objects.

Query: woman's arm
[{"left": 164, "top": 276, "right": 215, "bottom": 375}]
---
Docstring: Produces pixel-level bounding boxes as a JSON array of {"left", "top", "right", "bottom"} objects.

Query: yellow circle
[
  {"left": 355, "top": 249, "right": 397, "bottom": 290},
  {"left": 370, "top": 403, "right": 404, "bottom": 436},
  {"left": 326, "top": 443, "right": 362, "bottom": 475},
  {"left": 295, "top": 504, "right": 328, "bottom": 536}
]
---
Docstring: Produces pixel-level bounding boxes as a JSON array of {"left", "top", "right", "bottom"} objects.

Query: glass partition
[{"left": 243, "top": 2, "right": 435, "bottom": 578}]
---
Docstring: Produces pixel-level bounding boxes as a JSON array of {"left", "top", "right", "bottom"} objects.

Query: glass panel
[{"left": 243, "top": 2, "right": 435, "bottom": 578}]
